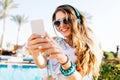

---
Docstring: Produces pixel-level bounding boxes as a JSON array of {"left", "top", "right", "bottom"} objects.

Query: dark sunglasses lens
[
  {"left": 54, "top": 21, "right": 60, "bottom": 27},
  {"left": 63, "top": 18, "right": 67, "bottom": 24}
]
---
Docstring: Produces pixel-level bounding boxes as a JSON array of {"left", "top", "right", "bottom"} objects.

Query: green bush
[
  {"left": 98, "top": 62, "right": 120, "bottom": 80},
  {"left": 104, "top": 51, "right": 115, "bottom": 59}
]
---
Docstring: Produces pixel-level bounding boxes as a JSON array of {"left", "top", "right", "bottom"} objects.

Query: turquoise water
[{"left": 0, "top": 64, "right": 42, "bottom": 80}]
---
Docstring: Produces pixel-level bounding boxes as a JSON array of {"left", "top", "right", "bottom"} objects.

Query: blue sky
[{"left": 0, "top": 0, "right": 120, "bottom": 52}]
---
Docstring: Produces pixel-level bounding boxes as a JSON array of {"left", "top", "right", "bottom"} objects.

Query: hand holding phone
[{"left": 31, "top": 19, "right": 45, "bottom": 36}]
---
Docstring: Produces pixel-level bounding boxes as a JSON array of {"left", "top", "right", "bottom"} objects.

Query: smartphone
[{"left": 31, "top": 19, "right": 45, "bottom": 36}]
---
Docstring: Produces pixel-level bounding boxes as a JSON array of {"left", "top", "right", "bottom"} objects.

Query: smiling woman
[{"left": 27, "top": 4, "right": 103, "bottom": 80}]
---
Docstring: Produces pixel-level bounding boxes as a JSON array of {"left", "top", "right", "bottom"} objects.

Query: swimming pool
[
  {"left": 0, "top": 56, "right": 42, "bottom": 80},
  {"left": 0, "top": 63, "right": 42, "bottom": 80}
]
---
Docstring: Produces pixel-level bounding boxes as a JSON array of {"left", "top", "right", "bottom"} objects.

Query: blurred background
[
  {"left": 0, "top": 0, "right": 120, "bottom": 52},
  {"left": 0, "top": 0, "right": 120, "bottom": 79}
]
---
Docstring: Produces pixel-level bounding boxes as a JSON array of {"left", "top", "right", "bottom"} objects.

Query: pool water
[{"left": 0, "top": 64, "right": 42, "bottom": 80}]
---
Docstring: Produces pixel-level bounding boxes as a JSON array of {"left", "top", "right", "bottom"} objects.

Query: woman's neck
[{"left": 64, "top": 37, "right": 73, "bottom": 47}]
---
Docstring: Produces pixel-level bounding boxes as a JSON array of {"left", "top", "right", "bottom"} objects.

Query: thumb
[{"left": 45, "top": 32, "right": 56, "bottom": 43}]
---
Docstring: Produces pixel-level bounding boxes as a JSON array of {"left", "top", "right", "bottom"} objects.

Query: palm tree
[
  {"left": 11, "top": 14, "right": 28, "bottom": 53},
  {"left": 0, "top": 10, "right": 4, "bottom": 54},
  {"left": 0, "top": 0, "right": 18, "bottom": 54},
  {"left": 0, "top": 10, "right": 3, "bottom": 19}
]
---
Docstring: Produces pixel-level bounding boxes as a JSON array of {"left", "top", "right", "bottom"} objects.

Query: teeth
[{"left": 62, "top": 29, "right": 67, "bottom": 32}]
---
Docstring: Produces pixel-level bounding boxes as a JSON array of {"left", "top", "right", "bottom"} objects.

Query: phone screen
[{"left": 31, "top": 19, "right": 45, "bottom": 36}]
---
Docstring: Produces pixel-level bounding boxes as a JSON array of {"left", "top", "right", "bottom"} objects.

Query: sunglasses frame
[{"left": 53, "top": 17, "right": 68, "bottom": 27}]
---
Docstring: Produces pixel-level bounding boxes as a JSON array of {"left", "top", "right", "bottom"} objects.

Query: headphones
[{"left": 65, "top": 4, "right": 82, "bottom": 23}]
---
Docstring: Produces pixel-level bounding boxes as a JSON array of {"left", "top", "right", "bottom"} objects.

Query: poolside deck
[{"left": 0, "top": 55, "right": 35, "bottom": 66}]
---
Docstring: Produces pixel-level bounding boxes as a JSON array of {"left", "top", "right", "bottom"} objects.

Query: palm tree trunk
[
  {"left": 0, "top": 32, "right": 4, "bottom": 54},
  {"left": 13, "top": 25, "right": 21, "bottom": 53},
  {"left": 16, "top": 25, "right": 21, "bottom": 45},
  {"left": 0, "top": 17, "right": 6, "bottom": 54}
]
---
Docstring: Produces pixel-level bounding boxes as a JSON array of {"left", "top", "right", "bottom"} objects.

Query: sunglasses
[{"left": 53, "top": 18, "right": 68, "bottom": 27}]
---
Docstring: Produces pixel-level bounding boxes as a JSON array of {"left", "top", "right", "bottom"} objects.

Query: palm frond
[
  {"left": 6, "top": 0, "right": 18, "bottom": 9},
  {"left": 0, "top": 0, "right": 18, "bottom": 11},
  {"left": 11, "top": 14, "right": 28, "bottom": 26}
]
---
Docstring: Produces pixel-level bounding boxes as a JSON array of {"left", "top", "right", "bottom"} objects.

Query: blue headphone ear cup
[
  {"left": 77, "top": 18, "right": 81, "bottom": 23},
  {"left": 65, "top": 4, "right": 82, "bottom": 23}
]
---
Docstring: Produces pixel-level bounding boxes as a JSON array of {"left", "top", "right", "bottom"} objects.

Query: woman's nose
[{"left": 59, "top": 22, "right": 66, "bottom": 27}]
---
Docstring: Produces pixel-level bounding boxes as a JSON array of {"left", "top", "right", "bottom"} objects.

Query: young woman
[{"left": 27, "top": 4, "right": 103, "bottom": 80}]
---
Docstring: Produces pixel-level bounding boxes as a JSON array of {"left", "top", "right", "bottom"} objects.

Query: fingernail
[
  {"left": 46, "top": 37, "right": 51, "bottom": 42},
  {"left": 45, "top": 37, "right": 49, "bottom": 39},
  {"left": 41, "top": 35, "right": 45, "bottom": 38},
  {"left": 38, "top": 46, "right": 42, "bottom": 49},
  {"left": 48, "top": 39, "right": 51, "bottom": 42}
]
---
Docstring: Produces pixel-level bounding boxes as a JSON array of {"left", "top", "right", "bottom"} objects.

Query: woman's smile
[{"left": 55, "top": 11, "right": 71, "bottom": 37}]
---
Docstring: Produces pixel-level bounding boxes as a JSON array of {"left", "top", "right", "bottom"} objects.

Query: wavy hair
[{"left": 52, "top": 5, "right": 103, "bottom": 77}]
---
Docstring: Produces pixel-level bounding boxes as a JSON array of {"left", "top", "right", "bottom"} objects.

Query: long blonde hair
[{"left": 52, "top": 5, "right": 103, "bottom": 77}]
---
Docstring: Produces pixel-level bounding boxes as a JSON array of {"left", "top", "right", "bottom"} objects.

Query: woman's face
[{"left": 55, "top": 11, "right": 72, "bottom": 38}]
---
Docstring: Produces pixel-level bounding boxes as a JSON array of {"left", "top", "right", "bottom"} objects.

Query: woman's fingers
[
  {"left": 30, "top": 38, "right": 49, "bottom": 45},
  {"left": 27, "top": 33, "right": 63, "bottom": 58},
  {"left": 45, "top": 32, "right": 56, "bottom": 43},
  {"left": 28, "top": 34, "right": 41, "bottom": 41}
]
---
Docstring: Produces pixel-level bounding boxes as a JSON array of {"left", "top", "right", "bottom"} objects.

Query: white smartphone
[{"left": 31, "top": 19, "right": 45, "bottom": 36}]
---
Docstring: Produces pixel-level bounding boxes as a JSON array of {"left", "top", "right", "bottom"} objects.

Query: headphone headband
[{"left": 65, "top": 4, "right": 81, "bottom": 23}]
